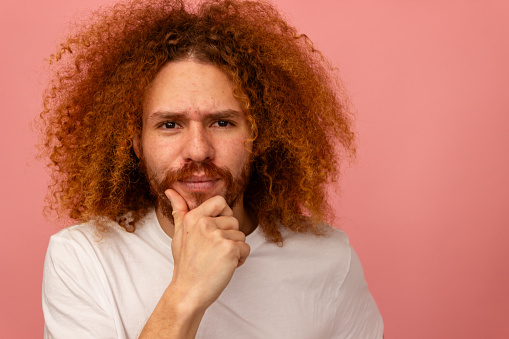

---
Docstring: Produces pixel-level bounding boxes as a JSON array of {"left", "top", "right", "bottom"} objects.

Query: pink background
[{"left": 1, "top": 0, "right": 508, "bottom": 337}]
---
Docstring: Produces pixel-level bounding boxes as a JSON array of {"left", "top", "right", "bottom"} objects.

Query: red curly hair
[{"left": 39, "top": 0, "right": 355, "bottom": 243}]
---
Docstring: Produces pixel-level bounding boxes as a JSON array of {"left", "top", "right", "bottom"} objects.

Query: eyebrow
[{"left": 147, "top": 109, "right": 244, "bottom": 122}]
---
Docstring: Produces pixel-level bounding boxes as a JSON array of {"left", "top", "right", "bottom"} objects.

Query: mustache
[{"left": 162, "top": 162, "right": 234, "bottom": 189}]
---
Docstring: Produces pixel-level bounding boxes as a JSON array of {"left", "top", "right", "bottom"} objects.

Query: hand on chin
[{"left": 176, "top": 189, "right": 224, "bottom": 211}]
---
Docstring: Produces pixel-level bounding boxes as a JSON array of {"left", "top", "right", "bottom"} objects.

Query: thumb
[{"left": 165, "top": 189, "right": 189, "bottom": 234}]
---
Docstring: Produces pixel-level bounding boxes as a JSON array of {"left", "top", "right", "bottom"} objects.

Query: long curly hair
[{"left": 39, "top": 0, "right": 355, "bottom": 243}]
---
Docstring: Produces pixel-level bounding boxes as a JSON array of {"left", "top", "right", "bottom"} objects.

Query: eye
[
  {"left": 214, "top": 120, "right": 232, "bottom": 128},
  {"left": 161, "top": 121, "right": 177, "bottom": 129}
]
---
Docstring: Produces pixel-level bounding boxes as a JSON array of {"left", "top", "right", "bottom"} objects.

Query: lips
[
  {"left": 181, "top": 175, "right": 220, "bottom": 183},
  {"left": 161, "top": 162, "right": 234, "bottom": 195},
  {"left": 177, "top": 177, "right": 221, "bottom": 192}
]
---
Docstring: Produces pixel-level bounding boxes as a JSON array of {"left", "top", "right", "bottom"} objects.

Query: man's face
[{"left": 135, "top": 59, "right": 253, "bottom": 216}]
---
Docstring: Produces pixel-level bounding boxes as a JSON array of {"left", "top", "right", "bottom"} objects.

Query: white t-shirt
[{"left": 42, "top": 210, "right": 383, "bottom": 338}]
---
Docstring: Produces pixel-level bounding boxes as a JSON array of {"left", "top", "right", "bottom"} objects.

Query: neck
[{"left": 156, "top": 197, "right": 257, "bottom": 239}]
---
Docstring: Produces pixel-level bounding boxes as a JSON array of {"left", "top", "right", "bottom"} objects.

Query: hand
[{"left": 166, "top": 189, "right": 251, "bottom": 311}]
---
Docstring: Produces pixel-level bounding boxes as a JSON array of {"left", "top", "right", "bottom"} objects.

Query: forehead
[{"left": 143, "top": 59, "right": 243, "bottom": 118}]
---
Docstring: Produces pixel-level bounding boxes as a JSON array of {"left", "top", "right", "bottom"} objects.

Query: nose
[{"left": 182, "top": 123, "right": 214, "bottom": 163}]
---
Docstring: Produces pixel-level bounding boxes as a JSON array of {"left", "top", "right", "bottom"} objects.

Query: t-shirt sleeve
[
  {"left": 42, "top": 234, "right": 118, "bottom": 339},
  {"left": 331, "top": 244, "right": 384, "bottom": 338}
]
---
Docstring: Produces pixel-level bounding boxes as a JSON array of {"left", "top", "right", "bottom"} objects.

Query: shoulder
[
  {"left": 265, "top": 224, "right": 354, "bottom": 286},
  {"left": 42, "top": 210, "right": 172, "bottom": 338},
  {"left": 47, "top": 210, "right": 158, "bottom": 253},
  {"left": 279, "top": 225, "right": 384, "bottom": 336},
  {"left": 44, "top": 210, "right": 165, "bottom": 279},
  {"left": 43, "top": 220, "right": 139, "bottom": 338},
  {"left": 49, "top": 219, "right": 125, "bottom": 249},
  {"left": 44, "top": 219, "right": 127, "bottom": 280},
  {"left": 279, "top": 223, "right": 352, "bottom": 261},
  {"left": 45, "top": 222, "right": 119, "bottom": 268},
  {"left": 282, "top": 223, "right": 350, "bottom": 244},
  {"left": 50, "top": 213, "right": 134, "bottom": 242}
]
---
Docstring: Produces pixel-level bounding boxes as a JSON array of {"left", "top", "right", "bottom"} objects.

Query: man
[{"left": 41, "top": 0, "right": 383, "bottom": 337}]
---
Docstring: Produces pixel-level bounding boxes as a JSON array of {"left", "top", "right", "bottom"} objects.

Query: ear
[{"left": 133, "top": 134, "right": 141, "bottom": 159}]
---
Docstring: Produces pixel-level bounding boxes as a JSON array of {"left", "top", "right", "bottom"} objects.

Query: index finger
[{"left": 193, "top": 195, "right": 233, "bottom": 218}]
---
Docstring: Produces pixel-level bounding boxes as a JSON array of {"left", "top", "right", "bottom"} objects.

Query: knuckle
[
  {"left": 182, "top": 211, "right": 197, "bottom": 225},
  {"left": 197, "top": 216, "right": 212, "bottom": 231},
  {"left": 237, "top": 231, "right": 246, "bottom": 242},
  {"left": 240, "top": 242, "right": 250, "bottom": 255},
  {"left": 211, "top": 196, "right": 229, "bottom": 211},
  {"left": 211, "top": 229, "right": 224, "bottom": 241},
  {"left": 213, "top": 195, "right": 227, "bottom": 205},
  {"left": 222, "top": 240, "right": 236, "bottom": 253},
  {"left": 230, "top": 218, "right": 240, "bottom": 230}
]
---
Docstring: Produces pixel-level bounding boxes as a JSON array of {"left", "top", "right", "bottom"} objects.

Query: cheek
[
  {"left": 142, "top": 138, "right": 180, "bottom": 173},
  {"left": 225, "top": 141, "right": 252, "bottom": 171}
]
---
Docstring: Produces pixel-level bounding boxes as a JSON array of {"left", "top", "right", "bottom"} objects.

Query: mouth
[{"left": 177, "top": 177, "right": 221, "bottom": 192}]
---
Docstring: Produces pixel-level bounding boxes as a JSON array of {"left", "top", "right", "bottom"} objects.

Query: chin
[
  {"left": 185, "top": 200, "right": 202, "bottom": 211},
  {"left": 182, "top": 191, "right": 218, "bottom": 210}
]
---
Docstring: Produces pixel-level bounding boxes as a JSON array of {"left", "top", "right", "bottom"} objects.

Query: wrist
[
  {"left": 139, "top": 283, "right": 207, "bottom": 338},
  {"left": 164, "top": 282, "right": 208, "bottom": 321}
]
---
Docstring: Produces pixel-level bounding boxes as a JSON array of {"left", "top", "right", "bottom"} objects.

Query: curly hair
[{"left": 39, "top": 0, "right": 355, "bottom": 244}]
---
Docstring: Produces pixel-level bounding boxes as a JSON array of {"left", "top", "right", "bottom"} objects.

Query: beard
[{"left": 140, "top": 158, "right": 251, "bottom": 222}]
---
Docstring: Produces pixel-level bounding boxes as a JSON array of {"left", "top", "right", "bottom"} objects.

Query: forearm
[{"left": 139, "top": 283, "right": 206, "bottom": 339}]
